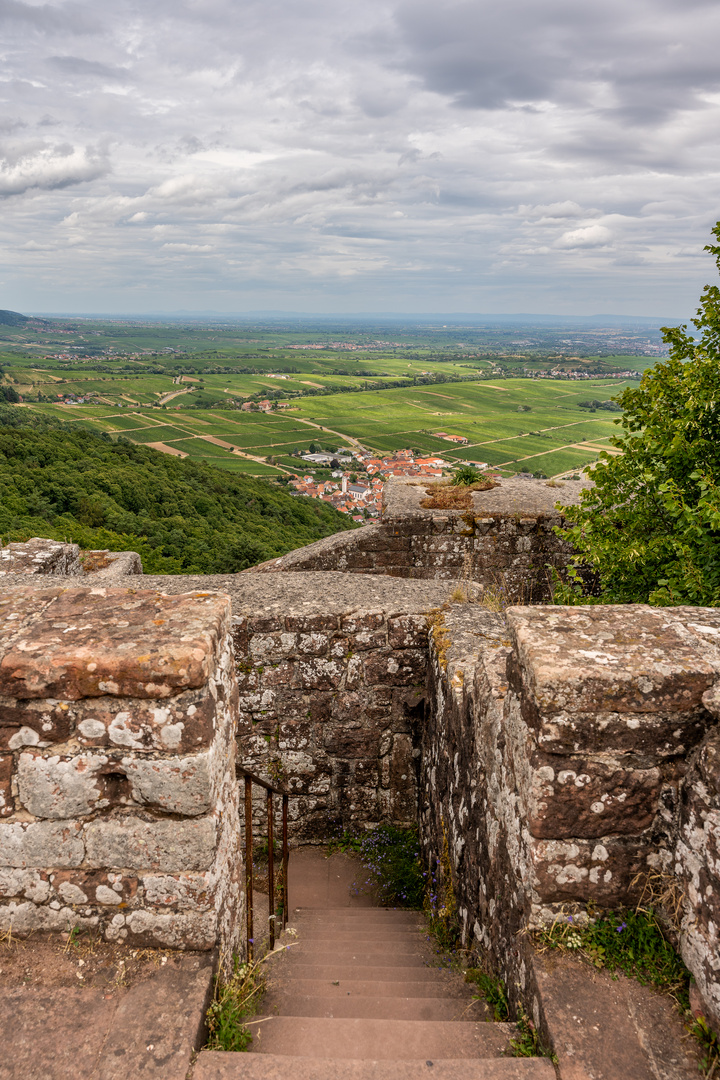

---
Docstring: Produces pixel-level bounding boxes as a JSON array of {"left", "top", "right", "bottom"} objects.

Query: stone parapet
[
  {"left": 420, "top": 602, "right": 720, "bottom": 1031},
  {"left": 0, "top": 585, "right": 242, "bottom": 958},
  {"left": 0, "top": 539, "right": 142, "bottom": 580},
  {"left": 0, "top": 539, "right": 82, "bottom": 576},
  {"left": 252, "top": 477, "right": 589, "bottom": 599}
]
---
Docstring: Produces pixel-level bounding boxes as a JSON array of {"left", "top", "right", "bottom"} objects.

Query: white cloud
[{"left": 556, "top": 224, "right": 612, "bottom": 248}]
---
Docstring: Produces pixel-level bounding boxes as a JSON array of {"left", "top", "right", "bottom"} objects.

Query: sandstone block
[
  {"left": 108, "top": 908, "right": 217, "bottom": 948},
  {"left": 506, "top": 606, "right": 716, "bottom": 715},
  {"left": 532, "top": 706, "right": 711, "bottom": 757},
  {"left": 83, "top": 815, "right": 217, "bottom": 871},
  {"left": 362, "top": 649, "right": 426, "bottom": 686},
  {"left": 125, "top": 751, "right": 215, "bottom": 816},
  {"left": 141, "top": 872, "right": 214, "bottom": 908},
  {"left": 531, "top": 835, "right": 648, "bottom": 904},
  {"left": 0, "top": 697, "right": 74, "bottom": 747},
  {"left": 323, "top": 725, "right": 379, "bottom": 757},
  {"left": 0, "top": 867, "right": 50, "bottom": 902},
  {"left": 388, "top": 615, "right": 428, "bottom": 649},
  {"left": 527, "top": 755, "right": 662, "bottom": 839},
  {"left": 0, "top": 587, "right": 230, "bottom": 700},
  {"left": 0, "top": 820, "right": 84, "bottom": 868},
  {"left": 347, "top": 628, "right": 387, "bottom": 651},
  {"left": 294, "top": 658, "right": 344, "bottom": 689},
  {"left": 249, "top": 631, "right": 298, "bottom": 659},
  {"left": 17, "top": 751, "right": 107, "bottom": 818},
  {"left": 73, "top": 686, "right": 218, "bottom": 751},
  {"left": 0, "top": 900, "right": 97, "bottom": 935}
]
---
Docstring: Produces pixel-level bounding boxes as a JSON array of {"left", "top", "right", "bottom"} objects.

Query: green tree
[{"left": 557, "top": 223, "right": 720, "bottom": 606}]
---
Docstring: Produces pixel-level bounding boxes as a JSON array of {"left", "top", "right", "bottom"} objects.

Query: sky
[{"left": 2, "top": 0, "right": 720, "bottom": 317}]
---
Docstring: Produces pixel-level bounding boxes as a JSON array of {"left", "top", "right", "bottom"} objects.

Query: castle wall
[
  {"left": 253, "top": 477, "right": 585, "bottom": 601},
  {"left": 0, "top": 585, "right": 243, "bottom": 958},
  {"left": 420, "top": 603, "right": 720, "bottom": 1030}
]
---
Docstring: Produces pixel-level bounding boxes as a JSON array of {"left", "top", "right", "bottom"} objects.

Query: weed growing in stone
[
  {"left": 507, "top": 1012, "right": 556, "bottom": 1061},
  {"left": 536, "top": 908, "right": 690, "bottom": 1006},
  {"left": 206, "top": 955, "right": 266, "bottom": 1052},
  {"left": 424, "top": 819, "right": 460, "bottom": 949},
  {"left": 690, "top": 1015, "right": 720, "bottom": 1077},
  {"left": 327, "top": 828, "right": 364, "bottom": 855},
  {"left": 353, "top": 823, "right": 426, "bottom": 908},
  {"left": 464, "top": 968, "right": 509, "bottom": 1021}
]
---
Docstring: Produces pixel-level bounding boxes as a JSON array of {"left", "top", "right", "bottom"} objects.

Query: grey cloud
[
  {"left": 0, "top": 0, "right": 101, "bottom": 33},
  {"left": 392, "top": 0, "right": 720, "bottom": 124},
  {"left": 47, "top": 56, "right": 131, "bottom": 80}
]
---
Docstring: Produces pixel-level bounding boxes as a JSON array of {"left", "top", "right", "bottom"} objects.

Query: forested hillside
[{"left": 0, "top": 410, "right": 354, "bottom": 573}]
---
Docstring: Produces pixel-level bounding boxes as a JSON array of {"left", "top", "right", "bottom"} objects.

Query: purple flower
[{"left": 616, "top": 922, "right": 627, "bottom": 933}]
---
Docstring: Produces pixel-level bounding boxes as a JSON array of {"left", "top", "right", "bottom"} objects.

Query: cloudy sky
[{"left": 2, "top": 0, "right": 720, "bottom": 316}]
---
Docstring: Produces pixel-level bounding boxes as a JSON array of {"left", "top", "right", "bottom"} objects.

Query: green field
[
  {"left": 0, "top": 313, "right": 668, "bottom": 478},
  {"left": 15, "top": 371, "right": 633, "bottom": 478}
]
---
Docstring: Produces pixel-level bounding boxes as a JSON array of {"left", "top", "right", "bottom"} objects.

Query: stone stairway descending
[{"left": 192, "top": 850, "right": 555, "bottom": 1080}]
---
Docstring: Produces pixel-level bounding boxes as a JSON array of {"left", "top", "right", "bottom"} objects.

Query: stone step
[
  {"left": 283, "top": 944, "right": 427, "bottom": 965},
  {"left": 290, "top": 928, "right": 427, "bottom": 944},
  {"left": 268, "top": 962, "right": 444, "bottom": 982},
  {"left": 294, "top": 908, "right": 423, "bottom": 922},
  {"left": 193, "top": 1052, "right": 556, "bottom": 1080},
  {"left": 261, "top": 992, "right": 489, "bottom": 1021},
  {"left": 273, "top": 978, "right": 474, "bottom": 999},
  {"left": 247, "top": 1017, "right": 515, "bottom": 1059}
]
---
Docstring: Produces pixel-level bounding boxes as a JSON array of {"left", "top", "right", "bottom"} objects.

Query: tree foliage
[
  {"left": 557, "top": 223, "right": 720, "bottom": 606},
  {"left": 0, "top": 411, "right": 354, "bottom": 574}
]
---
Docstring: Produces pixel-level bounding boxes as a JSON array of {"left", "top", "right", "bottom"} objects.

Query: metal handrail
[{"left": 237, "top": 766, "right": 289, "bottom": 960}]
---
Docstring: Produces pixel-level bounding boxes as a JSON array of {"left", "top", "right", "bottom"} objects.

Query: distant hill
[
  {"left": 0, "top": 408, "right": 356, "bottom": 573},
  {"left": 0, "top": 309, "right": 30, "bottom": 326}
]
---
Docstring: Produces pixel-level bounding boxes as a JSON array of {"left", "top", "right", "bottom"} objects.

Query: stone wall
[
  {"left": 253, "top": 477, "right": 587, "bottom": 601},
  {"left": 0, "top": 538, "right": 142, "bottom": 580},
  {"left": 0, "top": 585, "right": 243, "bottom": 959},
  {"left": 420, "top": 603, "right": 720, "bottom": 1030}
]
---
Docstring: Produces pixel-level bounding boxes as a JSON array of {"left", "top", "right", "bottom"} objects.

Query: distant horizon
[{"left": 19, "top": 309, "right": 687, "bottom": 327}]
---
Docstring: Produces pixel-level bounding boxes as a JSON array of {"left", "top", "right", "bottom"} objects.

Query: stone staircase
[{"left": 192, "top": 851, "right": 554, "bottom": 1080}]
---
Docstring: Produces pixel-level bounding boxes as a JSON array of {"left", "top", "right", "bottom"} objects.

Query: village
[{"left": 287, "top": 447, "right": 487, "bottom": 519}]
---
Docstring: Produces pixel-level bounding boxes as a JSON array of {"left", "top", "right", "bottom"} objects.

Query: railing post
[
  {"left": 282, "top": 794, "right": 289, "bottom": 930},
  {"left": 267, "top": 788, "right": 275, "bottom": 950},
  {"left": 245, "top": 775, "right": 254, "bottom": 962}
]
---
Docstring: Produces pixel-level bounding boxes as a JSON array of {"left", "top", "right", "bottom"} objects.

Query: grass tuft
[
  {"left": 465, "top": 968, "right": 509, "bottom": 1021},
  {"left": 205, "top": 954, "right": 267, "bottom": 1052},
  {"left": 535, "top": 907, "right": 690, "bottom": 1008}
]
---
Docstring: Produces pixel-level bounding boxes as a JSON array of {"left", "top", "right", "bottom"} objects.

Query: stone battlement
[
  {"left": 252, "top": 476, "right": 589, "bottom": 600},
  {"left": 0, "top": 585, "right": 242, "bottom": 959}
]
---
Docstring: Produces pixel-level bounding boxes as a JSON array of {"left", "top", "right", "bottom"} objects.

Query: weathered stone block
[
  {"left": 362, "top": 649, "right": 426, "bottom": 686},
  {"left": 73, "top": 686, "right": 219, "bottom": 752},
  {"left": 294, "top": 658, "right": 344, "bottom": 689},
  {"left": 530, "top": 835, "right": 648, "bottom": 905},
  {"left": 323, "top": 725, "right": 379, "bottom": 758},
  {"left": 388, "top": 615, "right": 428, "bottom": 649},
  {"left": 83, "top": 814, "right": 217, "bottom": 872},
  {"left": 532, "top": 706, "right": 711, "bottom": 757},
  {"left": 527, "top": 754, "right": 662, "bottom": 839},
  {"left": 506, "top": 606, "right": 716, "bottom": 715},
  {"left": 0, "top": 820, "right": 84, "bottom": 868},
  {"left": 285, "top": 614, "right": 339, "bottom": 632},
  {"left": 0, "top": 588, "right": 230, "bottom": 700}
]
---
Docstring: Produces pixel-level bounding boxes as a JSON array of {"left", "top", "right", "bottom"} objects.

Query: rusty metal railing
[{"left": 237, "top": 766, "right": 289, "bottom": 961}]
